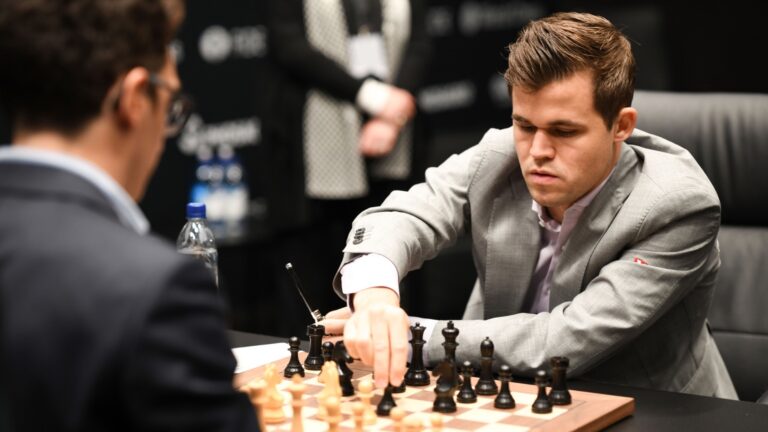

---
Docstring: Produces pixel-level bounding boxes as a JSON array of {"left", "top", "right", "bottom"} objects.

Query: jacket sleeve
[
  {"left": 267, "top": 0, "right": 363, "bottom": 103},
  {"left": 393, "top": 0, "right": 432, "bottom": 93},
  {"left": 424, "top": 185, "right": 721, "bottom": 378},
  {"left": 122, "top": 260, "right": 260, "bottom": 432}
]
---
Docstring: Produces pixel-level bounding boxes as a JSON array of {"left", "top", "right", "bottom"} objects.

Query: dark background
[{"left": 2, "top": 0, "right": 765, "bottom": 337}]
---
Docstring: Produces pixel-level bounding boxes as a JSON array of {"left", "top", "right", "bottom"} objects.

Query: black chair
[{"left": 633, "top": 90, "right": 768, "bottom": 403}]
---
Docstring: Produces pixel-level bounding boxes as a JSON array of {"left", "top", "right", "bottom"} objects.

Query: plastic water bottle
[{"left": 176, "top": 202, "right": 219, "bottom": 290}]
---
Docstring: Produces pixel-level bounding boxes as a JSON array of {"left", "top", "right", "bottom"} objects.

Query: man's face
[{"left": 512, "top": 70, "right": 622, "bottom": 222}]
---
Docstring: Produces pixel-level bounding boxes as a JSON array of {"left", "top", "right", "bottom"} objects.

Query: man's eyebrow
[{"left": 512, "top": 115, "right": 584, "bottom": 128}]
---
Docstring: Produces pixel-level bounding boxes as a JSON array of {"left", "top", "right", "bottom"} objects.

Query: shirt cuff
[
  {"left": 355, "top": 78, "right": 392, "bottom": 116},
  {"left": 340, "top": 253, "right": 400, "bottom": 310}
]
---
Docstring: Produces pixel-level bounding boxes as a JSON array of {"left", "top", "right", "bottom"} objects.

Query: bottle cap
[{"left": 186, "top": 202, "right": 206, "bottom": 219}]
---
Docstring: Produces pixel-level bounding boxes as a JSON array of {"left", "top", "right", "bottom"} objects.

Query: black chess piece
[
  {"left": 321, "top": 341, "right": 334, "bottom": 364},
  {"left": 475, "top": 337, "right": 498, "bottom": 395},
  {"left": 283, "top": 336, "right": 305, "bottom": 378},
  {"left": 391, "top": 380, "right": 406, "bottom": 393},
  {"left": 494, "top": 365, "right": 515, "bottom": 409},
  {"left": 405, "top": 323, "right": 430, "bottom": 386},
  {"left": 456, "top": 360, "right": 477, "bottom": 403},
  {"left": 376, "top": 384, "right": 397, "bottom": 416},
  {"left": 438, "top": 321, "right": 461, "bottom": 388},
  {"left": 304, "top": 323, "right": 325, "bottom": 371},
  {"left": 432, "top": 359, "right": 458, "bottom": 413},
  {"left": 532, "top": 369, "right": 553, "bottom": 413},
  {"left": 333, "top": 341, "right": 355, "bottom": 396},
  {"left": 549, "top": 356, "right": 572, "bottom": 405}
]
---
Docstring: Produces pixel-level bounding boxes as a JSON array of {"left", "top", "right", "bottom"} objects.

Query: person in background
[
  {"left": 262, "top": 0, "right": 432, "bottom": 336},
  {"left": 327, "top": 12, "right": 738, "bottom": 400},
  {"left": 0, "top": 0, "right": 260, "bottom": 429}
]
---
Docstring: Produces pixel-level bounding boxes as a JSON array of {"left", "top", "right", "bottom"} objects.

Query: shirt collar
[
  {"left": 0, "top": 145, "right": 150, "bottom": 235},
  {"left": 531, "top": 165, "right": 617, "bottom": 232}
]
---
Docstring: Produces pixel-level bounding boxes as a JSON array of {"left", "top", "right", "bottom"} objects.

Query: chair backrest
[{"left": 633, "top": 90, "right": 768, "bottom": 401}]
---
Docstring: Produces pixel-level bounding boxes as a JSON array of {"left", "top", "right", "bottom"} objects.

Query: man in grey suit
[
  {"left": 0, "top": 0, "right": 261, "bottom": 429},
  {"left": 324, "top": 12, "right": 738, "bottom": 399}
]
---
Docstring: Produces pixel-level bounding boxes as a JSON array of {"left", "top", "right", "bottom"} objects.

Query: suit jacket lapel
[
  {"left": 549, "top": 144, "right": 640, "bottom": 308},
  {"left": 484, "top": 172, "right": 541, "bottom": 319}
]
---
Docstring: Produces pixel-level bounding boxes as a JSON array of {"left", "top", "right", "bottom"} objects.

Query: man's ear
[
  {"left": 113, "top": 67, "right": 151, "bottom": 130},
  {"left": 613, "top": 107, "right": 638, "bottom": 143}
]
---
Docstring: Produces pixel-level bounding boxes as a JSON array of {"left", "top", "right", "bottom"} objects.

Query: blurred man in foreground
[{"left": 0, "top": 0, "right": 260, "bottom": 429}]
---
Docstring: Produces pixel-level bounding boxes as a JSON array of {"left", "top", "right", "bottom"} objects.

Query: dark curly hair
[
  {"left": 505, "top": 12, "right": 635, "bottom": 129},
  {"left": 0, "top": 0, "right": 183, "bottom": 135}
]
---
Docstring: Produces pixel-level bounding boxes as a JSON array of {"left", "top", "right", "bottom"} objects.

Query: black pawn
[
  {"left": 548, "top": 356, "right": 572, "bottom": 405},
  {"left": 391, "top": 380, "right": 406, "bottom": 393},
  {"left": 475, "top": 337, "right": 498, "bottom": 395},
  {"left": 456, "top": 361, "right": 477, "bottom": 403},
  {"left": 405, "top": 323, "right": 430, "bottom": 386},
  {"left": 283, "top": 336, "right": 305, "bottom": 378},
  {"left": 432, "top": 359, "right": 458, "bottom": 413},
  {"left": 493, "top": 365, "right": 515, "bottom": 409},
  {"left": 321, "top": 341, "right": 334, "bottom": 364},
  {"left": 376, "top": 384, "right": 397, "bottom": 416},
  {"left": 333, "top": 341, "right": 355, "bottom": 396},
  {"left": 304, "top": 324, "right": 325, "bottom": 371},
  {"left": 532, "top": 370, "right": 553, "bottom": 414}
]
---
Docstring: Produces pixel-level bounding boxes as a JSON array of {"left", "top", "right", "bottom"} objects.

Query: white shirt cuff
[{"left": 355, "top": 78, "right": 392, "bottom": 116}]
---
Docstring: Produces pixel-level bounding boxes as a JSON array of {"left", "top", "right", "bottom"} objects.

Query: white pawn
[
  {"left": 390, "top": 407, "right": 406, "bottom": 432},
  {"left": 357, "top": 378, "right": 378, "bottom": 425},
  {"left": 243, "top": 380, "right": 267, "bottom": 432},
  {"left": 326, "top": 396, "right": 342, "bottom": 432},
  {"left": 288, "top": 374, "right": 305, "bottom": 432},
  {"left": 429, "top": 413, "right": 443, "bottom": 431},
  {"left": 403, "top": 415, "right": 424, "bottom": 432},
  {"left": 352, "top": 401, "right": 365, "bottom": 432},
  {"left": 317, "top": 361, "right": 341, "bottom": 420}
]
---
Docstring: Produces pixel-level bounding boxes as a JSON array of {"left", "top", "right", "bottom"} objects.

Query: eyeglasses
[{"left": 148, "top": 73, "right": 194, "bottom": 137}]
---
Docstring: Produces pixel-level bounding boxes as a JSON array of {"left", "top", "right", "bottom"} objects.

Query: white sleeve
[{"left": 355, "top": 78, "right": 393, "bottom": 116}]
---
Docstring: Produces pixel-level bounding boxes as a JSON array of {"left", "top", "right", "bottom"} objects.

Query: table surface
[{"left": 228, "top": 330, "right": 768, "bottom": 431}]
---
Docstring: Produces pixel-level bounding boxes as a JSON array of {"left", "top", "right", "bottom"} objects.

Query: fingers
[
  {"left": 324, "top": 306, "right": 351, "bottom": 320},
  {"left": 359, "top": 120, "right": 398, "bottom": 158},
  {"left": 387, "top": 308, "right": 409, "bottom": 387},
  {"left": 370, "top": 307, "right": 391, "bottom": 389}
]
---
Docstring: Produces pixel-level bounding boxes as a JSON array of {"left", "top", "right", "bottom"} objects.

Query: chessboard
[{"left": 235, "top": 353, "right": 634, "bottom": 432}]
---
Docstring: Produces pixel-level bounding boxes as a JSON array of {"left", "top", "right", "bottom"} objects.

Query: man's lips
[{"left": 528, "top": 169, "right": 559, "bottom": 184}]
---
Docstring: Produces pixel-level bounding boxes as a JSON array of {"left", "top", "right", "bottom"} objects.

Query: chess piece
[
  {"left": 403, "top": 415, "right": 423, "bottom": 432},
  {"left": 317, "top": 361, "right": 341, "bottom": 420},
  {"left": 390, "top": 407, "right": 406, "bottom": 431},
  {"left": 392, "top": 379, "right": 406, "bottom": 393},
  {"left": 429, "top": 413, "right": 443, "bottom": 431},
  {"left": 439, "top": 321, "right": 461, "bottom": 388},
  {"left": 243, "top": 380, "right": 267, "bottom": 432},
  {"left": 431, "top": 359, "right": 458, "bottom": 413},
  {"left": 288, "top": 374, "right": 306, "bottom": 432},
  {"left": 532, "top": 369, "right": 553, "bottom": 414},
  {"left": 376, "top": 384, "right": 397, "bottom": 416},
  {"left": 405, "top": 322, "right": 430, "bottom": 386},
  {"left": 304, "top": 323, "right": 325, "bottom": 371},
  {"left": 549, "top": 356, "right": 572, "bottom": 405},
  {"left": 284, "top": 336, "right": 305, "bottom": 378},
  {"left": 317, "top": 342, "right": 335, "bottom": 384},
  {"left": 262, "top": 364, "right": 287, "bottom": 422},
  {"left": 333, "top": 341, "right": 355, "bottom": 396},
  {"left": 352, "top": 402, "right": 365, "bottom": 432},
  {"left": 326, "top": 396, "right": 342, "bottom": 432},
  {"left": 322, "top": 341, "right": 334, "bottom": 363},
  {"left": 493, "top": 365, "right": 515, "bottom": 409},
  {"left": 474, "top": 337, "right": 498, "bottom": 395},
  {"left": 357, "top": 379, "right": 378, "bottom": 425},
  {"left": 456, "top": 361, "right": 477, "bottom": 403}
]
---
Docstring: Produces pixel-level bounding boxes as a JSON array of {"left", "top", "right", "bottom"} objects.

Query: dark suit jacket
[{"left": 0, "top": 163, "right": 259, "bottom": 431}]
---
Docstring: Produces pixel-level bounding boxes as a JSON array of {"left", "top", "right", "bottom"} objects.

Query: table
[{"left": 228, "top": 330, "right": 768, "bottom": 431}]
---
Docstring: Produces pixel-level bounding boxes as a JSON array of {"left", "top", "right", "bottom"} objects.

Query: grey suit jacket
[{"left": 334, "top": 127, "right": 738, "bottom": 399}]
